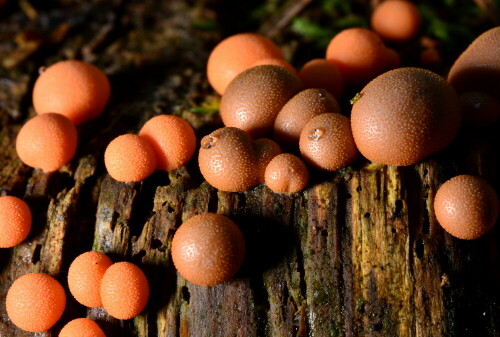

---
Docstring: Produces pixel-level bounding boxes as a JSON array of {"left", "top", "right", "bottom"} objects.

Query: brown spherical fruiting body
[
  {"left": 351, "top": 67, "right": 461, "bottom": 166},
  {"left": 299, "top": 113, "right": 358, "bottom": 171},
  {"left": 220, "top": 65, "right": 303, "bottom": 138},
  {"left": 460, "top": 91, "right": 500, "bottom": 126},
  {"left": 0, "top": 196, "right": 32, "bottom": 248},
  {"left": 274, "top": 88, "right": 341, "bottom": 149},
  {"left": 264, "top": 153, "right": 309, "bottom": 194},
  {"left": 448, "top": 27, "right": 500, "bottom": 97},
  {"left": 254, "top": 138, "right": 282, "bottom": 184},
  {"left": 252, "top": 58, "right": 298, "bottom": 77},
  {"left": 198, "top": 127, "right": 258, "bottom": 192},
  {"left": 16, "top": 113, "right": 78, "bottom": 172},
  {"left": 171, "top": 213, "right": 246, "bottom": 286},
  {"left": 139, "top": 115, "right": 197, "bottom": 171},
  {"left": 299, "top": 59, "right": 344, "bottom": 98},
  {"left": 434, "top": 175, "right": 499, "bottom": 240},
  {"left": 104, "top": 134, "right": 157, "bottom": 182},
  {"left": 207, "top": 33, "right": 284, "bottom": 95},
  {"left": 371, "top": 0, "right": 421, "bottom": 42}
]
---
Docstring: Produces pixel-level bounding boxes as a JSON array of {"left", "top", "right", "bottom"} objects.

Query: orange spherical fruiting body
[
  {"left": 299, "top": 59, "right": 344, "bottom": 98},
  {"left": 0, "top": 196, "right": 32, "bottom": 248},
  {"left": 434, "top": 175, "right": 499, "bottom": 240},
  {"left": 6, "top": 273, "right": 66, "bottom": 332},
  {"left": 299, "top": 113, "right": 358, "bottom": 171},
  {"left": 351, "top": 67, "right": 461, "bottom": 166},
  {"left": 59, "top": 318, "right": 106, "bottom": 337},
  {"left": 326, "top": 28, "right": 388, "bottom": 87},
  {"left": 104, "top": 134, "right": 157, "bottom": 182},
  {"left": 100, "top": 262, "right": 149, "bottom": 320},
  {"left": 16, "top": 113, "right": 78, "bottom": 172},
  {"left": 207, "top": 33, "right": 284, "bottom": 95},
  {"left": 264, "top": 153, "right": 309, "bottom": 194},
  {"left": 254, "top": 138, "right": 282, "bottom": 184},
  {"left": 371, "top": 0, "right": 421, "bottom": 42},
  {"left": 68, "top": 251, "right": 113, "bottom": 307},
  {"left": 139, "top": 115, "right": 196, "bottom": 171},
  {"left": 171, "top": 213, "right": 246, "bottom": 286},
  {"left": 33, "top": 60, "right": 110, "bottom": 125}
]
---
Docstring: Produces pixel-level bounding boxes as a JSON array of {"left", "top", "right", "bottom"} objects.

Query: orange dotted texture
[
  {"left": 0, "top": 196, "right": 32, "bottom": 248},
  {"left": 171, "top": 213, "right": 246, "bottom": 286},
  {"left": 434, "top": 175, "right": 499, "bottom": 240},
  {"left": 351, "top": 67, "right": 461, "bottom": 166},
  {"left": 59, "top": 318, "right": 106, "bottom": 337},
  {"left": 100, "top": 262, "right": 149, "bottom": 320},
  {"left": 6, "top": 273, "right": 66, "bottom": 332},
  {"left": 264, "top": 153, "right": 309, "bottom": 194},
  {"left": 253, "top": 138, "right": 282, "bottom": 184}
]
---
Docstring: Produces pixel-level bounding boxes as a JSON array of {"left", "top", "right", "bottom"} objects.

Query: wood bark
[{"left": 1, "top": 1, "right": 499, "bottom": 336}]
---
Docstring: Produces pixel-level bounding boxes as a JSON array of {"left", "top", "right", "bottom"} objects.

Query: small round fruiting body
[
  {"left": 33, "top": 60, "right": 110, "bottom": 125},
  {"left": 371, "top": 0, "right": 421, "bottom": 42},
  {"left": 326, "top": 28, "right": 388, "bottom": 87},
  {"left": 100, "top": 262, "right": 149, "bottom": 320},
  {"left": 171, "top": 213, "right": 246, "bottom": 286},
  {"left": 251, "top": 58, "right": 298, "bottom": 77},
  {"left": 198, "top": 127, "right": 258, "bottom": 192},
  {"left": 299, "top": 113, "right": 358, "bottom": 171},
  {"left": 220, "top": 65, "right": 303, "bottom": 137},
  {"left": 0, "top": 196, "right": 32, "bottom": 248},
  {"left": 6, "top": 273, "right": 66, "bottom": 332},
  {"left": 104, "top": 134, "right": 157, "bottom": 182},
  {"left": 299, "top": 59, "right": 344, "bottom": 98},
  {"left": 68, "top": 251, "right": 113, "bottom": 307},
  {"left": 351, "top": 67, "right": 461, "bottom": 166},
  {"left": 16, "top": 113, "right": 78, "bottom": 172},
  {"left": 460, "top": 91, "right": 500, "bottom": 126},
  {"left": 264, "top": 154, "right": 309, "bottom": 194},
  {"left": 273, "top": 88, "right": 341, "bottom": 148},
  {"left": 434, "top": 175, "right": 499, "bottom": 240},
  {"left": 254, "top": 138, "right": 282, "bottom": 184},
  {"left": 139, "top": 115, "right": 196, "bottom": 171},
  {"left": 59, "top": 318, "right": 106, "bottom": 337},
  {"left": 207, "top": 33, "right": 284, "bottom": 95}
]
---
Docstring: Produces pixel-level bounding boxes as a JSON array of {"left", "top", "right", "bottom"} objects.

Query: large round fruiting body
[
  {"left": 299, "top": 59, "right": 344, "bottom": 98},
  {"left": 264, "top": 153, "right": 309, "bottom": 194},
  {"left": 16, "top": 113, "right": 78, "bottom": 172},
  {"left": 351, "top": 67, "right": 461, "bottom": 166},
  {"left": 68, "top": 251, "right": 113, "bottom": 307},
  {"left": 273, "top": 88, "right": 341, "bottom": 148},
  {"left": 326, "top": 28, "right": 388, "bottom": 87},
  {"left": 371, "top": 0, "right": 421, "bottom": 42},
  {"left": 139, "top": 115, "right": 196, "bottom": 171},
  {"left": 254, "top": 138, "right": 282, "bottom": 184},
  {"left": 448, "top": 27, "right": 500, "bottom": 97},
  {"left": 207, "top": 33, "right": 284, "bottom": 95},
  {"left": 6, "top": 273, "right": 66, "bottom": 332},
  {"left": 59, "top": 318, "right": 106, "bottom": 337},
  {"left": 33, "top": 60, "right": 110, "bottom": 125},
  {"left": 220, "top": 65, "right": 303, "bottom": 138},
  {"left": 171, "top": 213, "right": 246, "bottom": 286},
  {"left": 104, "top": 134, "right": 157, "bottom": 182},
  {"left": 434, "top": 175, "right": 499, "bottom": 240},
  {"left": 198, "top": 127, "right": 258, "bottom": 192},
  {"left": 0, "top": 196, "right": 32, "bottom": 248},
  {"left": 100, "top": 262, "right": 149, "bottom": 320},
  {"left": 299, "top": 113, "right": 358, "bottom": 171}
]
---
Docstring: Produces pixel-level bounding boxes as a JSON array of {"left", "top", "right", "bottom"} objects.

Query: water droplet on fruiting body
[
  {"left": 38, "top": 66, "right": 46, "bottom": 75},
  {"left": 201, "top": 135, "right": 219, "bottom": 149},
  {"left": 309, "top": 128, "right": 324, "bottom": 141}
]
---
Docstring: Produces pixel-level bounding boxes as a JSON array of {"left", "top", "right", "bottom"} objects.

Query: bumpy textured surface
[
  {"left": 68, "top": 251, "right": 113, "bottom": 307},
  {"left": 264, "top": 153, "right": 309, "bottom": 194},
  {"left": 171, "top": 213, "right": 246, "bottom": 286},
  {"left": 434, "top": 175, "right": 499, "bottom": 240},
  {"left": 351, "top": 67, "right": 461, "bottom": 166},
  {"left": 254, "top": 138, "right": 282, "bottom": 184},
  {"left": 300, "top": 113, "right": 358, "bottom": 171},
  {"left": 0, "top": 196, "right": 32, "bottom": 248},
  {"left": 251, "top": 58, "right": 298, "bottom": 77},
  {"left": 6, "top": 273, "right": 66, "bottom": 332},
  {"left": 100, "top": 262, "right": 149, "bottom": 320},
  {"left": 33, "top": 60, "right": 110, "bottom": 125},
  {"left": 207, "top": 33, "right": 284, "bottom": 95},
  {"left": 299, "top": 59, "right": 344, "bottom": 98},
  {"left": 15, "top": 113, "right": 78, "bottom": 172},
  {"left": 104, "top": 134, "right": 157, "bottom": 182},
  {"left": 139, "top": 115, "right": 196, "bottom": 171},
  {"left": 371, "top": 0, "right": 421, "bottom": 42},
  {"left": 59, "top": 318, "right": 106, "bottom": 337},
  {"left": 220, "top": 65, "right": 303, "bottom": 137}
]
